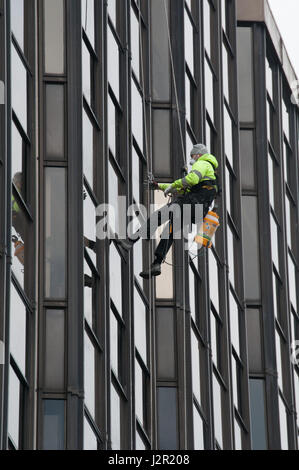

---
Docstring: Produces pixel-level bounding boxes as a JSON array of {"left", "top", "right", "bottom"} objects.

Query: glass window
[
  {"left": 270, "top": 214, "right": 279, "bottom": 272},
  {"left": 193, "top": 405, "right": 204, "bottom": 450},
  {"left": 229, "top": 292, "right": 240, "bottom": 356},
  {"left": 131, "top": 8, "right": 140, "bottom": 81},
  {"left": 234, "top": 419, "right": 242, "bottom": 450},
  {"left": 282, "top": 99, "right": 290, "bottom": 141},
  {"left": 84, "top": 417, "right": 98, "bottom": 450},
  {"left": 110, "top": 243, "right": 122, "bottom": 315},
  {"left": 240, "top": 130, "right": 255, "bottom": 190},
  {"left": 45, "top": 310, "right": 65, "bottom": 389},
  {"left": 8, "top": 366, "right": 20, "bottom": 448},
  {"left": 268, "top": 152, "right": 275, "bottom": 209},
  {"left": 132, "top": 80, "right": 143, "bottom": 151},
  {"left": 82, "top": 40, "right": 92, "bottom": 105},
  {"left": 135, "top": 360, "right": 145, "bottom": 427},
  {"left": 224, "top": 106, "right": 233, "bottom": 167},
  {"left": 11, "top": 0, "right": 24, "bottom": 51},
  {"left": 203, "top": 0, "right": 211, "bottom": 57},
  {"left": 227, "top": 224, "right": 235, "bottom": 287},
  {"left": 221, "top": 0, "right": 227, "bottom": 34},
  {"left": 82, "top": 0, "right": 95, "bottom": 47},
  {"left": 283, "top": 141, "right": 291, "bottom": 186},
  {"left": 11, "top": 195, "right": 27, "bottom": 290},
  {"left": 266, "top": 57, "right": 273, "bottom": 101},
  {"left": 249, "top": 379, "right": 267, "bottom": 450},
  {"left": 275, "top": 330, "right": 283, "bottom": 390},
  {"left": 151, "top": 0, "right": 170, "bottom": 101},
  {"left": 111, "top": 385, "right": 121, "bottom": 450},
  {"left": 108, "top": 0, "right": 116, "bottom": 26},
  {"left": 83, "top": 109, "right": 94, "bottom": 188},
  {"left": 222, "top": 42, "right": 229, "bottom": 102},
  {"left": 191, "top": 330, "right": 201, "bottom": 405},
  {"left": 132, "top": 147, "right": 140, "bottom": 204},
  {"left": 288, "top": 254, "right": 297, "bottom": 312},
  {"left": 153, "top": 109, "right": 171, "bottom": 176},
  {"left": 11, "top": 45, "right": 27, "bottom": 132},
  {"left": 84, "top": 332, "right": 95, "bottom": 417},
  {"left": 279, "top": 396, "right": 288, "bottom": 449},
  {"left": 237, "top": 27, "right": 254, "bottom": 122},
  {"left": 84, "top": 259, "right": 93, "bottom": 326},
  {"left": 10, "top": 283, "right": 26, "bottom": 375},
  {"left": 208, "top": 250, "right": 219, "bottom": 312},
  {"left": 44, "top": 0, "right": 65, "bottom": 74},
  {"left": 242, "top": 196, "right": 261, "bottom": 300},
  {"left": 184, "top": 11, "right": 194, "bottom": 76},
  {"left": 157, "top": 308, "right": 175, "bottom": 379},
  {"left": 110, "top": 310, "right": 120, "bottom": 376},
  {"left": 189, "top": 265, "right": 196, "bottom": 320},
  {"left": 12, "top": 122, "right": 26, "bottom": 200},
  {"left": 231, "top": 357, "right": 239, "bottom": 410},
  {"left": 285, "top": 196, "right": 292, "bottom": 248},
  {"left": 136, "top": 431, "right": 146, "bottom": 450},
  {"left": 83, "top": 186, "right": 97, "bottom": 266},
  {"left": 185, "top": 74, "right": 191, "bottom": 124},
  {"left": 213, "top": 374, "right": 223, "bottom": 448},
  {"left": 267, "top": 101, "right": 273, "bottom": 144},
  {"left": 133, "top": 228, "right": 143, "bottom": 281},
  {"left": 157, "top": 387, "right": 178, "bottom": 450},
  {"left": 225, "top": 166, "right": 232, "bottom": 216},
  {"left": 45, "top": 168, "right": 66, "bottom": 298},
  {"left": 134, "top": 288, "right": 147, "bottom": 365},
  {"left": 108, "top": 26, "right": 120, "bottom": 101},
  {"left": 205, "top": 59, "right": 214, "bottom": 122},
  {"left": 246, "top": 309, "right": 262, "bottom": 372},
  {"left": 108, "top": 95, "right": 116, "bottom": 157},
  {"left": 46, "top": 84, "right": 65, "bottom": 159},
  {"left": 43, "top": 400, "right": 65, "bottom": 450}
]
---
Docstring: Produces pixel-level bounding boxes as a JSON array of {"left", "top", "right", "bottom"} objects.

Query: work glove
[
  {"left": 164, "top": 186, "right": 174, "bottom": 197},
  {"left": 148, "top": 181, "right": 160, "bottom": 190}
]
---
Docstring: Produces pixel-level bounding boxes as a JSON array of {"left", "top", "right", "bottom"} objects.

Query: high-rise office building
[{"left": 0, "top": 0, "right": 298, "bottom": 450}]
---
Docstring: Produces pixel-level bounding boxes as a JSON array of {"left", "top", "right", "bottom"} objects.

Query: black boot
[
  {"left": 139, "top": 261, "right": 161, "bottom": 279},
  {"left": 115, "top": 237, "right": 137, "bottom": 252}
]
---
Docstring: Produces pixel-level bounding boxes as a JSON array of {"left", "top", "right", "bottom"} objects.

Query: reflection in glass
[
  {"left": 193, "top": 405, "right": 204, "bottom": 449},
  {"left": 212, "top": 374, "right": 223, "bottom": 448},
  {"left": 84, "top": 417, "right": 97, "bottom": 450},
  {"left": 11, "top": 0, "right": 24, "bottom": 50},
  {"left": 46, "top": 84, "right": 65, "bottom": 159},
  {"left": 153, "top": 110, "right": 171, "bottom": 176},
  {"left": 131, "top": 7, "right": 140, "bottom": 81},
  {"left": 110, "top": 244, "right": 122, "bottom": 315},
  {"left": 249, "top": 379, "right": 267, "bottom": 449},
  {"left": 231, "top": 357, "right": 238, "bottom": 408},
  {"left": 184, "top": 11, "right": 194, "bottom": 75},
  {"left": 8, "top": 366, "right": 20, "bottom": 449},
  {"left": 131, "top": 80, "right": 143, "bottom": 151},
  {"left": 134, "top": 288, "right": 147, "bottom": 365},
  {"left": 191, "top": 330, "right": 201, "bottom": 405},
  {"left": 246, "top": 309, "right": 262, "bottom": 372},
  {"left": 242, "top": 196, "right": 261, "bottom": 300},
  {"left": 275, "top": 330, "right": 283, "bottom": 390},
  {"left": 10, "top": 283, "right": 26, "bottom": 375},
  {"left": 240, "top": 130, "right": 255, "bottom": 191},
  {"left": 111, "top": 385, "right": 121, "bottom": 450},
  {"left": 45, "top": 310, "right": 65, "bottom": 389},
  {"left": 11, "top": 194, "right": 27, "bottom": 289},
  {"left": 266, "top": 57, "right": 273, "bottom": 101},
  {"left": 84, "top": 331, "right": 95, "bottom": 417},
  {"left": 44, "top": 0, "right": 65, "bottom": 74},
  {"left": 132, "top": 147, "right": 140, "bottom": 205},
  {"left": 45, "top": 168, "right": 66, "bottom": 298},
  {"left": 185, "top": 74, "right": 191, "bottom": 124},
  {"left": 235, "top": 419, "right": 242, "bottom": 450},
  {"left": 11, "top": 45, "right": 27, "bottom": 132},
  {"left": 268, "top": 152, "right": 275, "bottom": 209},
  {"left": 108, "top": 26, "right": 120, "bottom": 101},
  {"left": 12, "top": 122, "right": 26, "bottom": 200},
  {"left": 237, "top": 27, "right": 254, "bottom": 122},
  {"left": 136, "top": 431, "right": 146, "bottom": 450},
  {"left": 82, "top": 40, "right": 91, "bottom": 105},
  {"left": 209, "top": 251, "right": 219, "bottom": 312},
  {"left": 282, "top": 99, "right": 289, "bottom": 141},
  {"left": 43, "top": 400, "right": 65, "bottom": 450},
  {"left": 151, "top": 0, "right": 170, "bottom": 101},
  {"left": 83, "top": 186, "right": 97, "bottom": 266},
  {"left": 157, "top": 387, "right": 178, "bottom": 450},
  {"left": 83, "top": 109, "right": 94, "bottom": 188},
  {"left": 157, "top": 308, "right": 175, "bottom": 379},
  {"left": 82, "top": 0, "right": 95, "bottom": 47}
]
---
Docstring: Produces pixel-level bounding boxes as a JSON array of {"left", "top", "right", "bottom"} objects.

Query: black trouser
[{"left": 133, "top": 187, "right": 216, "bottom": 263}]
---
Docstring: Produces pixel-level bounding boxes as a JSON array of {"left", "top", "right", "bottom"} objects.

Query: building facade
[{"left": 0, "top": 0, "right": 298, "bottom": 450}]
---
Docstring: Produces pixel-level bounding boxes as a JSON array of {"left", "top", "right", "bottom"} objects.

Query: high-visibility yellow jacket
[
  {"left": 158, "top": 154, "right": 218, "bottom": 193},
  {"left": 12, "top": 195, "right": 20, "bottom": 213}
]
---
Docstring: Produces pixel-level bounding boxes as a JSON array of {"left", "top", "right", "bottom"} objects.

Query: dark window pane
[
  {"left": 43, "top": 400, "right": 65, "bottom": 450},
  {"left": 156, "top": 308, "right": 175, "bottom": 379},
  {"left": 45, "top": 168, "right": 66, "bottom": 298},
  {"left": 246, "top": 309, "right": 262, "bottom": 372},
  {"left": 151, "top": 0, "right": 170, "bottom": 100},
  {"left": 46, "top": 84, "right": 65, "bottom": 159},
  {"left": 157, "top": 387, "right": 178, "bottom": 450},
  {"left": 249, "top": 379, "right": 267, "bottom": 450},
  {"left": 242, "top": 197, "right": 261, "bottom": 300},
  {"left": 237, "top": 27, "right": 254, "bottom": 122},
  {"left": 44, "top": 0, "right": 65, "bottom": 74},
  {"left": 45, "top": 310, "right": 65, "bottom": 389},
  {"left": 240, "top": 130, "right": 255, "bottom": 190},
  {"left": 153, "top": 110, "right": 171, "bottom": 176}
]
